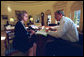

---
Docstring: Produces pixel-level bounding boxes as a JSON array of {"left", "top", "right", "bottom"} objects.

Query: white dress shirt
[{"left": 48, "top": 16, "right": 79, "bottom": 42}]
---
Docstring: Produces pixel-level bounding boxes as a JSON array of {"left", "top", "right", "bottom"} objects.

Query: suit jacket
[{"left": 13, "top": 21, "right": 33, "bottom": 52}]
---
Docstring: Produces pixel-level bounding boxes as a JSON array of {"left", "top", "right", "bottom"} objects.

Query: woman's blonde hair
[{"left": 17, "top": 10, "right": 27, "bottom": 21}]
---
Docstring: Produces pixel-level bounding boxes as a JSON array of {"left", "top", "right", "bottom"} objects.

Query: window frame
[{"left": 74, "top": 10, "right": 81, "bottom": 28}]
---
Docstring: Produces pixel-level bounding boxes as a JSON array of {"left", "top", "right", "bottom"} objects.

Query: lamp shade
[
  {"left": 10, "top": 18, "right": 14, "bottom": 22},
  {"left": 30, "top": 18, "right": 33, "bottom": 21}
]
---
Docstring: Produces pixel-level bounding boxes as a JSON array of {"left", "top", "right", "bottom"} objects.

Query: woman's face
[{"left": 23, "top": 13, "right": 28, "bottom": 22}]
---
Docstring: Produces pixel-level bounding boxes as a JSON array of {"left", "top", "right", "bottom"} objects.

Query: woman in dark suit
[{"left": 13, "top": 11, "right": 37, "bottom": 56}]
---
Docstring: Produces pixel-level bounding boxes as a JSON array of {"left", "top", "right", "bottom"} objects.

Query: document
[{"left": 35, "top": 31, "right": 47, "bottom": 37}]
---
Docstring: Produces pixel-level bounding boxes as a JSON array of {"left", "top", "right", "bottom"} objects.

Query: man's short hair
[{"left": 55, "top": 10, "right": 65, "bottom": 16}]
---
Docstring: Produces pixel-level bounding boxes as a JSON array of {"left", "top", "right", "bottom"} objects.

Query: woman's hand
[{"left": 30, "top": 30, "right": 35, "bottom": 35}]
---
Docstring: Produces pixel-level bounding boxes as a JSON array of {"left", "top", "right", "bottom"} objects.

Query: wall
[
  {"left": 1, "top": 1, "right": 83, "bottom": 32},
  {"left": 1, "top": 1, "right": 56, "bottom": 30}
]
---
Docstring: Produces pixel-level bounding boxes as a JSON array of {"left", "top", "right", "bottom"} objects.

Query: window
[
  {"left": 47, "top": 15, "right": 51, "bottom": 25},
  {"left": 35, "top": 17, "right": 40, "bottom": 23},
  {"left": 74, "top": 10, "right": 81, "bottom": 27}
]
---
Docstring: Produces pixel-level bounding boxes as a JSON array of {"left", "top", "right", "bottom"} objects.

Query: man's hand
[
  {"left": 49, "top": 28, "right": 57, "bottom": 31},
  {"left": 48, "top": 28, "right": 53, "bottom": 30}
]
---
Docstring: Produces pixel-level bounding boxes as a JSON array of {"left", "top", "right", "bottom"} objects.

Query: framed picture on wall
[
  {"left": 1, "top": 15, "right": 8, "bottom": 20},
  {"left": 35, "top": 19, "right": 40, "bottom": 23}
]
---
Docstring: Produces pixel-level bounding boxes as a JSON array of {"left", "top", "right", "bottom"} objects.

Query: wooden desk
[
  {"left": 35, "top": 34, "right": 47, "bottom": 56},
  {"left": 35, "top": 34, "right": 55, "bottom": 56}
]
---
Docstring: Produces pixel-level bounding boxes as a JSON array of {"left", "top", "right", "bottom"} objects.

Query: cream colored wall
[
  {"left": 1, "top": 1, "right": 56, "bottom": 30},
  {"left": 1, "top": 2, "right": 8, "bottom": 31},
  {"left": 1, "top": 1, "right": 83, "bottom": 32}
]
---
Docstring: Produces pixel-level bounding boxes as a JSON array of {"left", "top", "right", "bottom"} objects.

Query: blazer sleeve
[{"left": 14, "top": 21, "right": 30, "bottom": 39}]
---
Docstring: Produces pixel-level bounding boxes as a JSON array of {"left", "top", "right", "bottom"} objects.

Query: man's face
[{"left": 55, "top": 13, "right": 62, "bottom": 21}]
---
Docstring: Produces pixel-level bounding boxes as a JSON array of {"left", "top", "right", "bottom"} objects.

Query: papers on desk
[
  {"left": 35, "top": 26, "right": 59, "bottom": 37},
  {"left": 30, "top": 25, "right": 39, "bottom": 29},
  {"left": 35, "top": 31, "right": 47, "bottom": 37},
  {"left": 35, "top": 26, "right": 46, "bottom": 36},
  {"left": 36, "top": 27, "right": 48, "bottom": 37}
]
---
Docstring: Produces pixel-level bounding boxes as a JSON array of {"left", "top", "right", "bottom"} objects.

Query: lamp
[
  {"left": 30, "top": 18, "right": 33, "bottom": 21},
  {"left": 10, "top": 18, "right": 14, "bottom": 22},
  {"left": 7, "top": 6, "right": 12, "bottom": 12}
]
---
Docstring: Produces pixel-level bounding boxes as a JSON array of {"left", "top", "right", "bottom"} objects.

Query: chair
[
  {"left": 4, "top": 30, "right": 26, "bottom": 56},
  {"left": 4, "top": 30, "right": 14, "bottom": 56}
]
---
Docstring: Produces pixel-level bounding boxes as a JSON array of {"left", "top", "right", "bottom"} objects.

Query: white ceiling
[
  {"left": 13, "top": 1, "right": 45, "bottom": 3},
  {"left": 1, "top": 1, "right": 53, "bottom": 5},
  {"left": 2, "top": 1, "right": 80, "bottom": 16},
  {"left": 1, "top": 1, "right": 57, "bottom": 15}
]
